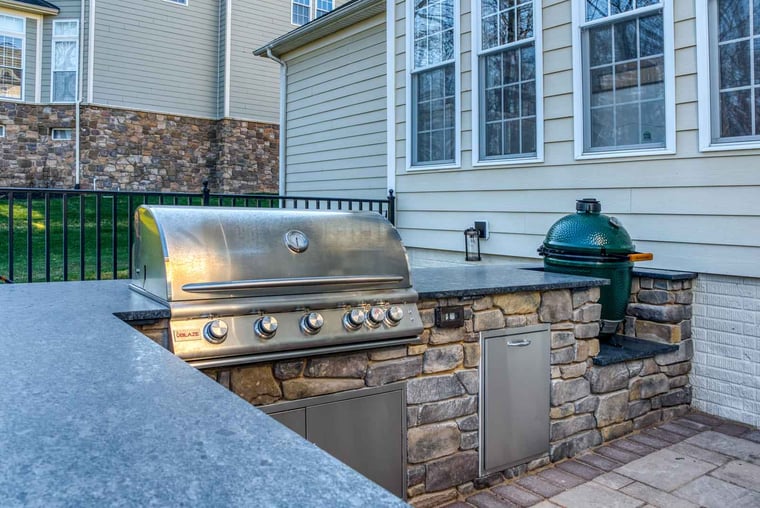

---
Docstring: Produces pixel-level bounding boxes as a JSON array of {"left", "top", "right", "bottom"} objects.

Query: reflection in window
[
  {"left": 52, "top": 20, "right": 79, "bottom": 103},
  {"left": 582, "top": 2, "right": 665, "bottom": 152},
  {"left": 316, "top": 0, "right": 333, "bottom": 18},
  {"left": 412, "top": 0, "right": 456, "bottom": 165},
  {"left": 51, "top": 128, "right": 73, "bottom": 140},
  {"left": 709, "top": 0, "right": 760, "bottom": 140},
  {"left": 0, "top": 14, "right": 24, "bottom": 100},
  {"left": 479, "top": 0, "right": 537, "bottom": 160}
]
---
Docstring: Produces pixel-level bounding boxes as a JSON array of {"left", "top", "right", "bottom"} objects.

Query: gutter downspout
[
  {"left": 75, "top": 0, "right": 86, "bottom": 189},
  {"left": 223, "top": 0, "right": 231, "bottom": 118},
  {"left": 265, "top": 48, "right": 287, "bottom": 196}
]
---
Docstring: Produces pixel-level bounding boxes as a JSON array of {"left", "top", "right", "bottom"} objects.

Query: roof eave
[
  {"left": 254, "top": 0, "right": 384, "bottom": 58},
  {"left": 0, "top": 0, "right": 60, "bottom": 15}
]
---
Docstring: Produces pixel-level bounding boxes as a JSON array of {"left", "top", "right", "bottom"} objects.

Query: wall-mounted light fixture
[{"left": 464, "top": 227, "right": 481, "bottom": 261}]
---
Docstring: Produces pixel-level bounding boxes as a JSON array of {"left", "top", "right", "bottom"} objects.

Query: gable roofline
[
  {"left": 0, "top": 0, "right": 59, "bottom": 15},
  {"left": 253, "top": 0, "right": 384, "bottom": 58}
]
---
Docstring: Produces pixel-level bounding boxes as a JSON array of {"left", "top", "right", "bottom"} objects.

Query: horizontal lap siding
[
  {"left": 92, "top": 0, "right": 219, "bottom": 118},
  {"left": 284, "top": 15, "right": 387, "bottom": 199},
  {"left": 394, "top": 0, "right": 760, "bottom": 278}
]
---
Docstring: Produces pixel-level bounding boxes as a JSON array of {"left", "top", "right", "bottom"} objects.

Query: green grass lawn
[{"left": 0, "top": 192, "right": 280, "bottom": 283}]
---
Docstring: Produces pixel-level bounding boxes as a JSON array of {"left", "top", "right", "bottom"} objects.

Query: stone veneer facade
[
  {"left": 130, "top": 272, "right": 695, "bottom": 507},
  {"left": 0, "top": 103, "right": 278, "bottom": 193}
]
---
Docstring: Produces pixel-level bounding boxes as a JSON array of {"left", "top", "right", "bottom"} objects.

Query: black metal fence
[{"left": 0, "top": 183, "right": 395, "bottom": 284}]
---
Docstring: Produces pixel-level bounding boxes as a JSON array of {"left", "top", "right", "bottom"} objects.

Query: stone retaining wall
[{"left": 0, "top": 103, "right": 278, "bottom": 193}]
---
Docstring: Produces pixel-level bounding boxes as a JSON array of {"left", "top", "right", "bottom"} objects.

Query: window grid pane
[
  {"left": 0, "top": 34, "right": 22, "bottom": 100},
  {"left": 52, "top": 22, "right": 78, "bottom": 103},
  {"left": 714, "top": 0, "right": 760, "bottom": 139},
  {"left": 316, "top": 0, "right": 332, "bottom": 17},
  {"left": 292, "top": 0, "right": 310, "bottom": 25},
  {"left": 584, "top": 9, "right": 666, "bottom": 151},
  {"left": 414, "top": 0, "right": 455, "bottom": 69},
  {"left": 414, "top": 64, "right": 456, "bottom": 164}
]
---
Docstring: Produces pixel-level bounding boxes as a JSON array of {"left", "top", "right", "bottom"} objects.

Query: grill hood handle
[{"left": 182, "top": 275, "right": 405, "bottom": 293}]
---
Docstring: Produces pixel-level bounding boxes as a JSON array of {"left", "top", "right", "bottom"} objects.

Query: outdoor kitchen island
[{"left": 0, "top": 265, "right": 695, "bottom": 507}]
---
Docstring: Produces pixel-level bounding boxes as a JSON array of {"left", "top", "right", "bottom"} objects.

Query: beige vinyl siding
[
  {"left": 393, "top": 0, "right": 760, "bottom": 278},
  {"left": 230, "top": 0, "right": 349, "bottom": 123},
  {"left": 283, "top": 14, "right": 387, "bottom": 199},
  {"left": 91, "top": 0, "right": 219, "bottom": 118},
  {"left": 40, "top": 1, "right": 82, "bottom": 103}
]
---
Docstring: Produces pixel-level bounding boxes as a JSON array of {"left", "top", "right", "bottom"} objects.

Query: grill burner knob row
[
  {"left": 343, "top": 308, "right": 367, "bottom": 331},
  {"left": 386, "top": 306, "right": 404, "bottom": 326},
  {"left": 300, "top": 312, "right": 324, "bottom": 335},
  {"left": 254, "top": 316, "right": 279, "bottom": 339},
  {"left": 203, "top": 319, "right": 229, "bottom": 344}
]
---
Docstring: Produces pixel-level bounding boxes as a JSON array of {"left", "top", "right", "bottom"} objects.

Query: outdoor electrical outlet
[{"left": 474, "top": 220, "right": 489, "bottom": 240}]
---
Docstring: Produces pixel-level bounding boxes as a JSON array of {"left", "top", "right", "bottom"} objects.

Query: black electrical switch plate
[{"left": 435, "top": 306, "right": 465, "bottom": 328}]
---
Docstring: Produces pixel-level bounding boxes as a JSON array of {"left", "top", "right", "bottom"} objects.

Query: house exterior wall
[
  {"left": 392, "top": 0, "right": 760, "bottom": 281},
  {"left": 282, "top": 13, "right": 388, "bottom": 199},
  {"left": 91, "top": 0, "right": 220, "bottom": 118},
  {"left": 39, "top": 0, "right": 81, "bottom": 103}
]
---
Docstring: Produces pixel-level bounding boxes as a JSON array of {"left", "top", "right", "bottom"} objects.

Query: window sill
[
  {"left": 406, "top": 163, "right": 461, "bottom": 172},
  {"left": 575, "top": 148, "right": 675, "bottom": 160},
  {"left": 472, "top": 156, "right": 543, "bottom": 168},
  {"left": 700, "top": 141, "right": 760, "bottom": 152}
]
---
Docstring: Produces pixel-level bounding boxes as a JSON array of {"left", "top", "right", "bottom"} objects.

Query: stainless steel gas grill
[{"left": 129, "top": 205, "right": 422, "bottom": 368}]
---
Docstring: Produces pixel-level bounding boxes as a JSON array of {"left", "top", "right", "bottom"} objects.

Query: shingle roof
[{"left": 1, "top": 0, "right": 60, "bottom": 14}]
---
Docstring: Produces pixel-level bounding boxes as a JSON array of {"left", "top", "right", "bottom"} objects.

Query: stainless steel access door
[{"left": 481, "top": 325, "right": 550, "bottom": 474}]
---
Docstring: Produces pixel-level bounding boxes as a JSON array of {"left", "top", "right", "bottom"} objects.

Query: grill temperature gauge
[{"left": 203, "top": 319, "right": 229, "bottom": 344}]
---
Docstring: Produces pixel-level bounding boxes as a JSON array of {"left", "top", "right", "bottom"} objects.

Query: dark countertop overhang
[
  {"left": 413, "top": 265, "right": 608, "bottom": 300},
  {"left": 0, "top": 280, "right": 405, "bottom": 507}
]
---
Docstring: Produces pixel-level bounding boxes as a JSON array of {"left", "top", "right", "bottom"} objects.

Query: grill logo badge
[
  {"left": 173, "top": 328, "right": 201, "bottom": 342},
  {"left": 284, "top": 230, "right": 309, "bottom": 253}
]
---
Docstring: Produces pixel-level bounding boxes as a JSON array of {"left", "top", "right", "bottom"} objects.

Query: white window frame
[
  {"left": 405, "top": 0, "right": 461, "bottom": 171},
  {"left": 0, "top": 12, "right": 25, "bottom": 102},
  {"left": 51, "top": 127, "right": 73, "bottom": 140},
  {"left": 571, "top": 1, "right": 675, "bottom": 160},
  {"left": 291, "top": 0, "right": 311, "bottom": 26},
  {"left": 471, "top": 0, "right": 543, "bottom": 166},
  {"left": 696, "top": 0, "right": 760, "bottom": 151},
  {"left": 50, "top": 19, "right": 78, "bottom": 104},
  {"left": 164, "top": 0, "right": 188, "bottom": 6}
]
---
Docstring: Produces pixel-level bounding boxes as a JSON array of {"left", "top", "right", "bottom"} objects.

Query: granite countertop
[
  {"left": 0, "top": 280, "right": 406, "bottom": 507},
  {"left": 413, "top": 265, "right": 608, "bottom": 299}
]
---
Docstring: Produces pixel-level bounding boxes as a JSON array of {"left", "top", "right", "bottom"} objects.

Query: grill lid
[
  {"left": 539, "top": 198, "right": 635, "bottom": 257},
  {"left": 131, "top": 205, "right": 412, "bottom": 302}
]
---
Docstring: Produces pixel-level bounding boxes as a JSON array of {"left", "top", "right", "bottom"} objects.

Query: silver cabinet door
[
  {"left": 482, "top": 326, "right": 550, "bottom": 473},
  {"left": 269, "top": 408, "right": 307, "bottom": 438},
  {"left": 307, "top": 390, "right": 404, "bottom": 498}
]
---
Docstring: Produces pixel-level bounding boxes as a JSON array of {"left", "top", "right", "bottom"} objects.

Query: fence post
[
  {"left": 387, "top": 189, "right": 396, "bottom": 225},
  {"left": 202, "top": 179, "right": 210, "bottom": 206}
]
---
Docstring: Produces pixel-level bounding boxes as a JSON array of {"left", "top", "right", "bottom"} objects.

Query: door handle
[{"left": 507, "top": 339, "right": 531, "bottom": 347}]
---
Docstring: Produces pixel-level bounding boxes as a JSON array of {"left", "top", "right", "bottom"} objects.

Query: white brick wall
[{"left": 692, "top": 274, "right": 760, "bottom": 427}]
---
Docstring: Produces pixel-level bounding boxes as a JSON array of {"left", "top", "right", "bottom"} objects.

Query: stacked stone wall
[
  {"left": 0, "top": 103, "right": 278, "bottom": 193},
  {"left": 625, "top": 276, "right": 693, "bottom": 343}
]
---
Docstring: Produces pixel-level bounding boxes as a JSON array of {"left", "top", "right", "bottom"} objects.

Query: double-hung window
[
  {"left": 0, "top": 14, "right": 24, "bottom": 100},
  {"left": 52, "top": 20, "right": 79, "bottom": 103},
  {"left": 476, "top": 0, "right": 540, "bottom": 161},
  {"left": 698, "top": 0, "right": 760, "bottom": 148},
  {"left": 316, "top": 0, "right": 333, "bottom": 18},
  {"left": 410, "top": 0, "right": 457, "bottom": 167},
  {"left": 576, "top": 1, "right": 672, "bottom": 155}
]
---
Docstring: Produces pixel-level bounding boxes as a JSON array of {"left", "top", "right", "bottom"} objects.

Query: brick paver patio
[{"left": 439, "top": 411, "right": 760, "bottom": 508}]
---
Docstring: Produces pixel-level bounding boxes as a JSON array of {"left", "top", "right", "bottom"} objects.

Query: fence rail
[{"left": 0, "top": 184, "right": 394, "bottom": 284}]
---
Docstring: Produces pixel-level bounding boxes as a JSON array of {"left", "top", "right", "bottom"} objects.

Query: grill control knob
[
  {"left": 386, "top": 306, "right": 404, "bottom": 326},
  {"left": 203, "top": 319, "right": 229, "bottom": 344},
  {"left": 367, "top": 306, "right": 386, "bottom": 327},
  {"left": 300, "top": 312, "right": 324, "bottom": 335},
  {"left": 343, "top": 308, "right": 366, "bottom": 331},
  {"left": 254, "top": 316, "right": 278, "bottom": 339}
]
